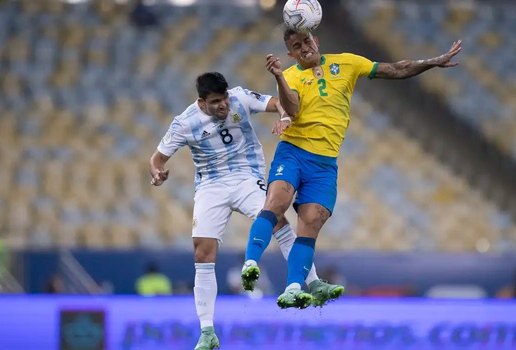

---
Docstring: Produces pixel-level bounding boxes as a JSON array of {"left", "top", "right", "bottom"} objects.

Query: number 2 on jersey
[{"left": 318, "top": 78, "right": 328, "bottom": 97}]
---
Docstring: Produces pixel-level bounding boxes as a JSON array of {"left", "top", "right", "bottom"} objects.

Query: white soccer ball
[{"left": 283, "top": 0, "right": 322, "bottom": 33}]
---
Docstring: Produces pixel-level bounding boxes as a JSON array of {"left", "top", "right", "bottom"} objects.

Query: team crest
[
  {"left": 232, "top": 113, "right": 241, "bottom": 123},
  {"left": 330, "top": 63, "right": 340, "bottom": 75}
]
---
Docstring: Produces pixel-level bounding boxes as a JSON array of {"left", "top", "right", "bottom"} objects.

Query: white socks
[
  {"left": 194, "top": 262, "right": 217, "bottom": 329},
  {"left": 273, "top": 224, "right": 319, "bottom": 285}
]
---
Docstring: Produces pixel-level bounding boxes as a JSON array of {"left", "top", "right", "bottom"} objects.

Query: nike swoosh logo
[
  {"left": 253, "top": 238, "right": 265, "bottom": 243},
  {"left": 303, "top": 267, "right": 310, "bottom": 272}
]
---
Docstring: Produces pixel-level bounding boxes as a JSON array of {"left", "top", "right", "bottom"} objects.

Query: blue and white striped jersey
[{"left": 157, "top": 87, "right": 272, "bottom": 189}]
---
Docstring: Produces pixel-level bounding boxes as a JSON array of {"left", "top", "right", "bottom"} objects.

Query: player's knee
[
  {"left": 264, "top": 181, "right": 294, "bottom": 214},
  {"left": 263, "top": 198, "right": 290, "bottom": 216},
  {"left": 299, "top": 205, "right": 330, "bottom": 234},
  {"left": 193, "top": 239, "right": 217, "bottom": 263}
]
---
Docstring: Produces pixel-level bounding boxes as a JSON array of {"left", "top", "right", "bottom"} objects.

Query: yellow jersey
[{"left": 281, "top": 54, "right": 378, "bottom": 157}]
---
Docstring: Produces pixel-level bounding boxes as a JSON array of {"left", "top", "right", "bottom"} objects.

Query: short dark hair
[
  {"left": 196, "top": 72, "right": 228, "bottom": 99},
  {"left": 283, "top": 28, "right": 298, "bottom": 44}
]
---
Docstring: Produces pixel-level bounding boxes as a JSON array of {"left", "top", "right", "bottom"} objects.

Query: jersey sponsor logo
[
  {"left": 232, "top": 113, "right": 241, "bottom": 123},
  {"left": 201, "top": 130, "right": 211, "bottom": 138},
  {"left": 330, "top": 63, "right": 340, "bottom": 76}
]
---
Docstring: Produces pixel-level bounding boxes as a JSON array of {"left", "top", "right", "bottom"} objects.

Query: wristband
[{"left": 279, "top": 112, "right": 292, "bottom": 122}]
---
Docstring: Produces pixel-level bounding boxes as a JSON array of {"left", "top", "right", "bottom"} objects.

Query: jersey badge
[
  {"left": 232, "top": 113, "right": 241, "bottom": 123},
  {"left": 330, "top": 63, "right": 340, "bottom": 76}
]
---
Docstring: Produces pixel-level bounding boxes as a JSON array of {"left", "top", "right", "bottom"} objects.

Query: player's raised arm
[
  {"left": 149, "top": 150, "right": 170, "bottom": 186},
  {"left": 374, "top": 40, "right": 462, "bottom": 79},
  {"left": 266, "top": 54, "right": 300, "bottom": 116}
]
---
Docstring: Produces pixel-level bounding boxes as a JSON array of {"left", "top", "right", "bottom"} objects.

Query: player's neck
[{"left": 298, "top": 54, "right": 323, "bottom": 70}]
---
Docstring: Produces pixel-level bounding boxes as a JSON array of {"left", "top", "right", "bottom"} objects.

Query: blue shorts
[{"left": 268, "top": 141, "right": 338, "bottom": 215}]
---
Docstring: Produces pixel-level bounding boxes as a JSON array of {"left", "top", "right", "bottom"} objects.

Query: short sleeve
[
  {"left": 283, "top": 69, "right": 301, "bottom": 94},
  {"left": 240, "top": 88, "right": 272, "bottom": 114},
  {"left": 157, "top": 118, "right": 188, "bottom": 156},
  {"left": 348, "top": 53, "right": 377, "bottom": 79}
]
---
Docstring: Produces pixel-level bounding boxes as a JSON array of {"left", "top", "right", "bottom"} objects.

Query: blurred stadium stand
[
  {"left": 0, "top": 0, "right": 515, "bottom": 295},
  {"left": 346, "top": 0, "right": 516, "bottom": 158}
]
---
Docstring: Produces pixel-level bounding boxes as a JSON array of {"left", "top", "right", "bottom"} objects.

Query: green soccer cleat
[
  {"left": 194, "top": 326, "right": 220, "bottom": 350},
  {"left": 241, "top": 263, "right": 260, "bottom": 291},
  {"left": 276, "top": 288, "right": 313, "bottom": 309},
  {"left": 308, "top": 280, "right": 345, "bottom": 307}
]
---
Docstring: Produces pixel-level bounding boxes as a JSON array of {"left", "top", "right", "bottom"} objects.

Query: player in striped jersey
[{"left": 149, "top": 72, "right": 336, "bottom": 350}]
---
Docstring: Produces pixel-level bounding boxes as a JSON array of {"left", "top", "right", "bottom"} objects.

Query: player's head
[
  {"left": 196, "top": 72, "right": 230, "bottom": 120},
  {"left": 283, "top": 28, "right": 321, "bottom": 69}
]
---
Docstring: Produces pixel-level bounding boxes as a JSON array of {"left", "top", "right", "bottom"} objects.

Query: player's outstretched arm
[
  {"left": 265, "top": 54, "right": 299, "bottom": 116},
  {"left": 375, "top": 40, "right": 462, "bottom": 79},
  {"left": 149, "top": 150, "right": 170, "bottom": 186}
]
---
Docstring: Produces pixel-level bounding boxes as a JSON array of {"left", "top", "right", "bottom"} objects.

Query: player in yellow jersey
[{"left": 241, "top": 28, "right": 462, "bottom": 309}]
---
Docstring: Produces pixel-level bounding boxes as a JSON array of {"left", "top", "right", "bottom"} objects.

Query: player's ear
[
  {"left": 313, "top": 36, "right": 320, "bottom": 48},
  {"left": 197, "top": 98, "right": 205, "bottom": 108}
]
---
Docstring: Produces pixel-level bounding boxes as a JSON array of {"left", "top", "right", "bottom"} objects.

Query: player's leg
[
  {"left": 243, "top": 142, "right": 300, "bottom": 289},
  {"left": 231, "top": 176, "right": 291, "bottom": 290},
  {"left": 277, "top": 203, "right": 328, "bottom": 309},
  {"left": 291, "top": 206, "right": 345, "bottom": 308},
  {"left": 242, "top": 180, "right": 295, "bottom": 290},
  {"left": 244, "top": 180, "right": 294, "bottom": 263},
  {"left": 193, "top": 238, "right": 220, "bottom": 350},
  {"left": 234, "top": 176, "right": 311, "bottom": 291},
  {"left": 192, "top": 184, "right": 230, "bottom": 350},
  {"left": 272, "top": 221, "right": 320, "bottom": 286},
  {"left": 277, "top": 154, "right": 343, "bottom": 308}
]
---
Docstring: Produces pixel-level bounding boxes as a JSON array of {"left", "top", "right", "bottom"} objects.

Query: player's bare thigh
[{"left": 296, "top": 203, "right": 330, "bottom": 239}]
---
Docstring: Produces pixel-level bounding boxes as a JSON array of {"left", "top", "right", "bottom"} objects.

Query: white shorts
[{"left": 192, "top": 175, "right": 267, "bottom": 242}]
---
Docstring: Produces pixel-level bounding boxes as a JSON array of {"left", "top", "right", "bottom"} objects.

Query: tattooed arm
[{"left": 375, "top": 40, "right": 462, "bottom": 79}]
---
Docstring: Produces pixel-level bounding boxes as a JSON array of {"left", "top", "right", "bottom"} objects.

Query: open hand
[
  {"left": 272, "top": 119, "right": 291, "bottom": 135},
  {"left": 437, "top": 40, "right": 462, "bottom": 67},
  {"left": 266, "top": 54, "right": 283, "bottom": 76}
]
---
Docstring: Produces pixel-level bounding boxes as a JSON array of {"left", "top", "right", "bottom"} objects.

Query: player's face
[
  {"left": 199, "top": 91, "right": 230, "bottom": 120},
  {"left": 286, "top": 32, "right": 321, "bottom": 68}
]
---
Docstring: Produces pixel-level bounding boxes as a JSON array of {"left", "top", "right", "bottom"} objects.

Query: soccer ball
[{"left": 283, "top": 0, "right": 323, "bottom": 32}]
